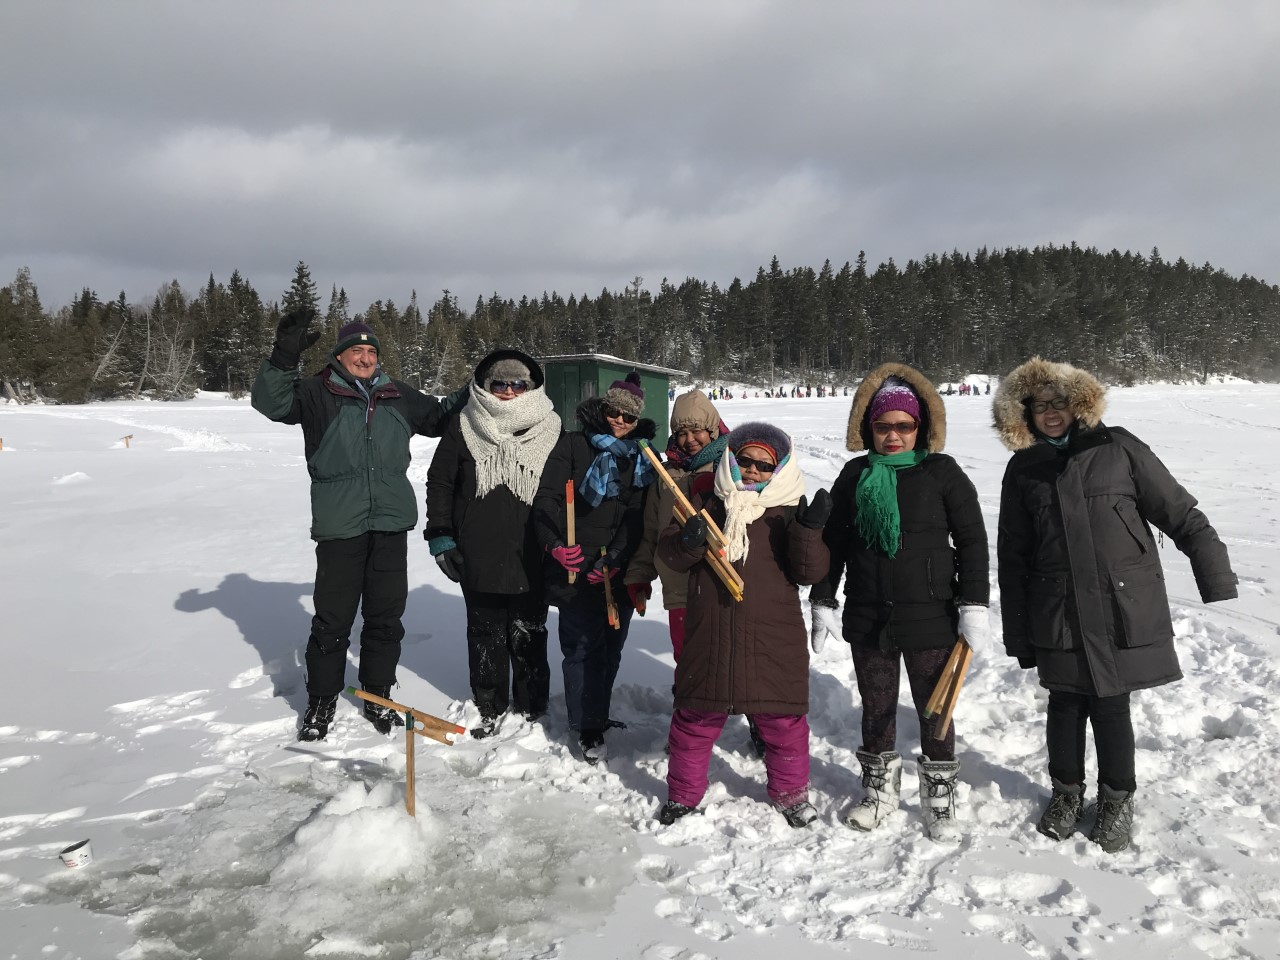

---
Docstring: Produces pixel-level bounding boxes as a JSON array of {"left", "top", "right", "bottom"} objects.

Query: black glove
[
  {"left": 1017, "top": 653, "right": 1037, "bottom": 670},
  {"left": 795, "top": 488, "right": 833, "bottom": 529},
  {"left": 679, "top": 515, "right": 709, "bottom": 550},
  {"left": 270, "top": 306, "right": 321, "bottom": 369},
  {"left": 435, "top": 548, "right": 465, "bottom": 583}
]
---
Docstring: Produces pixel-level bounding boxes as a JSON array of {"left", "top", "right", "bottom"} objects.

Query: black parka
[
  {"left": 424, "top": 349, "right": 554, "bottom": 595},
  {"left": 812, "top": 363, "right": 989, "bottom": 652},
  {"left": 993, "top": 357, "right": 1237, "bottom": 698},
  {"left": 818, "top": 454, "right": 989, "bottom": 651}
]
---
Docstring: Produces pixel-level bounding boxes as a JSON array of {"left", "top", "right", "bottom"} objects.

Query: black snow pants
[
  {"left": 1046, "top": 690, "right": 1137, "bottom": 792},
  {"left": 461, "top": 586, "right": 551, "bottom": 720},
  {"left": 306, "top": 531, "right": 407, "bottom": 696}
]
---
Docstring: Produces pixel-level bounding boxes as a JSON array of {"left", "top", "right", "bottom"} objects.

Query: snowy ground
[{"left": 1, "top": 382, "right": 1278, "bottom": 960}]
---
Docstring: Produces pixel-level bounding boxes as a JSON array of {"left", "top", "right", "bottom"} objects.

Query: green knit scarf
[{"left": 855, "top": 449, "right": 928, "bottom": 557}]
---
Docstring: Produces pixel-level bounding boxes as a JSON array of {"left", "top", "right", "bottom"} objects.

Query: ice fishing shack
[{"left": 539, "top": 354, "right": 687, "bottom": 449}]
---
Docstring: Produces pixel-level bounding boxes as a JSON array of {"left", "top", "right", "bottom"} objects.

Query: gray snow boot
[
  {"left": 917, "top": 757, "right": 962, "bottom": 843},
  {"left": 1089, "top": 784, "right": 1136, "bottom": 853},
  {"left": 777, "top": 799, "right": 818, "bottom": 828},
  {"left": 1036, "top": 778, "right": 1085, "bottom": 840},
  {"left": 844, "top": 750, "right": 903, "bottom": 831}
]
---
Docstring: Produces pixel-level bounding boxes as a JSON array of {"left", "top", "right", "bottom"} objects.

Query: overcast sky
[{"left": 3, "top": 1, "right": 1278, "bottom": 312}]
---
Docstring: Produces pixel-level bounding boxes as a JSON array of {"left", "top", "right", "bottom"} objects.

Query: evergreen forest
[{"left": 2, "top": 244, "right": 1278, "bottom": 403}]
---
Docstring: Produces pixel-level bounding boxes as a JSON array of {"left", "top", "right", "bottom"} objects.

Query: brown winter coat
[
  {"left": 625, "top": 461, "right": 713, "bottom": 609},
  {"left": 658, "top": 495, "right": 830, "bottom": 715},
  {"left": 626, "top": 389, "right": 727, "bottom": 610},
  {"left": 994, "top": 357, "right": 1238, "bottom": 698}
]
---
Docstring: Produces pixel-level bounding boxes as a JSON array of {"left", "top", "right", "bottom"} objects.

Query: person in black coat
[
  {"left": 994, "top": 356, "right": 1238, "bottom": 852},
  {"left": 425, "top": 349, "right": 562, "bottom": 738},
  {"left": 810, "top": 363, "right": 989, "bottom": 841},
  {"left": 532, "top": 373, "right": 657, "bottom": 764}
]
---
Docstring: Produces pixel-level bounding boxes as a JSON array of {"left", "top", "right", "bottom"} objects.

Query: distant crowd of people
[
  {"left": 253, "top": 312, "right": 1238, "bottom": 853},
  {"left": 672, "top": 381, "right": 993, "bottom": 401}
]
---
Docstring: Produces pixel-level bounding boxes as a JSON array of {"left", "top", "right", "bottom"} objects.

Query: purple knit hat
[
  {"left": 334, "top": 321, "right": 380, "bottom": 356},
  {"left": 868, "top": 376, "right": 920, "bottom": 423},
  {"left": 603, "top": 371, "right": 645, "bottom": 418}
]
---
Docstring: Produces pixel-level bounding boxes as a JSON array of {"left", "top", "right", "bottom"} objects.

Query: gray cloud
[{"left": 2, "top": 0, "right": 1278, "bottom": 312}]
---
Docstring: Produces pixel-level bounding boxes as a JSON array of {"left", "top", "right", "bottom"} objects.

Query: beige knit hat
[{"left": 669, "top": 389, "right": 721, "bottom": 438}]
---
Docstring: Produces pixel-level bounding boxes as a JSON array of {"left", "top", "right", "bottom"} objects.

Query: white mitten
[
  {"left": 809, "top": 602, "right": 842, "bottom": 654},
  {"left": 957, "top": 605, "right": 990, "bottom": 648}
]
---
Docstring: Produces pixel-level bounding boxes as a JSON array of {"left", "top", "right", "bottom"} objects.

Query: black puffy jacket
[
  {"left": 816, "top": 454, "right": 989, "bottom": 652},
  {"left": 531, "top": 397, "right": 656, "bottom": 608}
]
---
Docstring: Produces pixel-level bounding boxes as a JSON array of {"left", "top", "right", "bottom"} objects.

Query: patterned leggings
[{"left": 850, "top": 644, "right": 955, "bottom": 760}]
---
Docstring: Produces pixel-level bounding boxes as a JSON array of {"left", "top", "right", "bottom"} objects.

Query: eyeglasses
[
  {"left": 603, "top": 405, "right": 638, "bottom": 424},
  {"left": 489, "top": 379, "right": 528, "bottom": 394},
  {"left": 1028, "top": 397, "right": 1069, "bottom": 414},
  {"left": 735, "top": 455, "right": 777, "bottom": 474},
  {"left": 871, "top": 420, "right": 918, "bottom": 436}
]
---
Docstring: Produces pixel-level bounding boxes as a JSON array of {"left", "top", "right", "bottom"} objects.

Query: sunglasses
[
  {"left": 603, "top": 405, "right": 638, "bottom": 424},
  {"left": 735, "top": 454, "right": 777, "bottom": 474},
  {"left": 871, "top": 420, "right": 918, "bottom": 436},
  {"left": 488, "top": 379, "right": 528, "bottom": 394},
  {"left": 1028, "top": 397, "right": 1069, "bottom": 414}
]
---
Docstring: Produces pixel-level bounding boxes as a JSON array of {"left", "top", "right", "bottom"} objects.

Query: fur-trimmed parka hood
[
  {"left": 992, "top": 356, "right": 1106, "bottom": 451},
  {"left": 846, "top": 363, "right": 946, "bottom": 452}
]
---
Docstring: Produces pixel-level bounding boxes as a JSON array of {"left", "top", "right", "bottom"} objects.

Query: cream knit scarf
[
  {"left": 460, "top": 382, "right": 561, "bottom": 505},
  {"left": 712, "top": 448, "right": 807, "bottom": 563}
]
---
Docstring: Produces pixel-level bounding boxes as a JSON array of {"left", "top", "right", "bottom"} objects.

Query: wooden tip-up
[
  {"left": 347, "top": 687, "right": 466, "bottom": 741},
  {"left": 601, "top": 547, "right": 620, "bottom": 628},
  {"left": 923, "top": 638, "right": 973, "bottom": 739},
  {"left": 565, "top": 479, "right": 578, "bottom": 584},
  {"left": 637, "top": 440, "right": 744, "bottom": 602}
]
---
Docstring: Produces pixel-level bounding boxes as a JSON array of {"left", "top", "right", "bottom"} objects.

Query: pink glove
[
  {"left": 586, "top": 561, "right": 620, "bottom": 584},
  {"left": 551, "top": 543, "right": 584, "bottom": 572}
]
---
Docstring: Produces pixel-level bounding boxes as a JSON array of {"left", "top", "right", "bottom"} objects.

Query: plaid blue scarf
[{"left": 580, "top": 433, "right": 655, "bottom": 507}]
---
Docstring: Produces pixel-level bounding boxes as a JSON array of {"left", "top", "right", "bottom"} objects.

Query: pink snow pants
[{"left": 666, "top": 708, "right": 810, "bottom": 808}]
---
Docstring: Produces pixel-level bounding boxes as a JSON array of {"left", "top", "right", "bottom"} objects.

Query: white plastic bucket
[{"left": 59, "top": 840, "right": 92, "bottom": 869}]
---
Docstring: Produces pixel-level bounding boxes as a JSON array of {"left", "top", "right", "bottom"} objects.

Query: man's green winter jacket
[{"left": 252, "top": 358, "right": 460, "bottom": 541}]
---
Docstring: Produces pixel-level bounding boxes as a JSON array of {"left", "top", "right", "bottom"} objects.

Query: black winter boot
[
  {"left": 1036, "top": 778, "right": 1085, "bottom": 840},
  {"left": 747, "top": 716, "right": 767, "bottom": 759},
  {"left": 361, "top": 685, "right": 405, "bottom": 735},
  {"left": 298, "top": 694, "right": 338, "bottom": 742},
  {"left": 578, "top": 728, "right": 607, "bottom": 765},
  {"left": 1089, "top": 784, "right": 1136, "bottom": 853},
  {"left": 657, "top": 800, "right": 701, "bottom": 825},
  {"left": 471, "top": 712, "right": 502, "bottom": 740}
]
